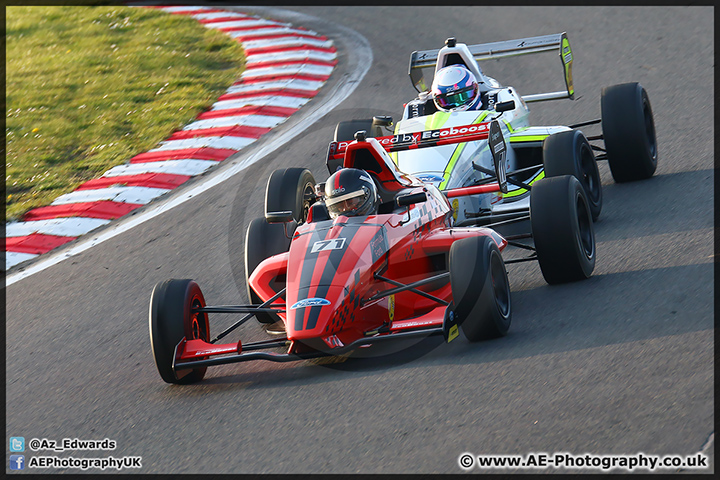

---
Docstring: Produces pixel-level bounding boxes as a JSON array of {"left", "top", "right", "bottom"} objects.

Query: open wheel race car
[
  {"left": 331, "top": 33, "right": 658, "bottom": 226},
  {"left": 149, "top": 126, "right": 596, "bottom": 384}
]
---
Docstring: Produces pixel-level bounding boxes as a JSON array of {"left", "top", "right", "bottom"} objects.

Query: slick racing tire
[
  {"left": 330, "top": 119, "right": 377, "bottom": 174},
  {"left": 265, "top": 168, "right": 316, "bottom": 224},
  {"left": 245, "top": 217, "right": 294, "bottom": 324},
  {"left": 530, "top": 175, "right": 595, "bottom": 284},
  {"left": 543, "top": 130, "right": 602, "bottom": 221},
  {"left": 449, "top": 236, "right": 511, "bottom": 341},
  {"left": 149, "top": 279, "right": 209, "bottom": 384},
  {"left": 601, "top": 82, "right": 658, "bottom": 182},
  {"left": 333, "top": 119, "right": 378, "bottom": 142}
]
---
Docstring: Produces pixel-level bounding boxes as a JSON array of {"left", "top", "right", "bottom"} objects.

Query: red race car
[{"left": 149, "top": 122, "right": 595, "bottom": 384}]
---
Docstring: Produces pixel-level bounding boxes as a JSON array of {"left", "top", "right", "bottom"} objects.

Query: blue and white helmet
[{"left": 431, "top": 66, "right": 480, "bottom": 112}]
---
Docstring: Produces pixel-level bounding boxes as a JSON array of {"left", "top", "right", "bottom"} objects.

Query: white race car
[{"left": 330, "top": 33, "right": 658, "bottom": 226}]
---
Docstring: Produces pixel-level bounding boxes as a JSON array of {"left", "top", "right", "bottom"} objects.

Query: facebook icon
[{"left": 9, "top": 455, "right": 25, "bottom": 470}]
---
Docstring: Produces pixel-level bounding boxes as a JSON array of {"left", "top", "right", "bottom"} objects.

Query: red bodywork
[
  {"left": 175, "top": 132, "right": 507, "bottom": 363},
  {"left": 250, "top": 136, "right": 507, "bottom": 354}
]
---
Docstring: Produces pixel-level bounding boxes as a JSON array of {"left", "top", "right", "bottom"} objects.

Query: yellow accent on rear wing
[{"left": 408, "top": 32, "right": 574, "bottom": 103}]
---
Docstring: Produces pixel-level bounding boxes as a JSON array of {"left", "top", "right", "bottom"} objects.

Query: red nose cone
[{"left": 286, "top": 286, "right": 346, "bottom": 341}]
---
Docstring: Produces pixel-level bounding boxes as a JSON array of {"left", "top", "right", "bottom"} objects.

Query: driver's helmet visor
[
  {"left": 325, "top": 189, "right": 367, "bottom": 218},
  {"left": 436, "top": 85, "right": 477, "bottom": 109}
]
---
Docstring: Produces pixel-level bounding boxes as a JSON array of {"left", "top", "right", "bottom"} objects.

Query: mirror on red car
[
  {"left": 396, "top": 192, "right": 427, "bottom": 207},
  {"left": 265, "top": 211, "right": 294, "bottom": 224}
]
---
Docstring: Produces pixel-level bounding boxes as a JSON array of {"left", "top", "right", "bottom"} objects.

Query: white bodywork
[{"left": 392, "top": 35, "right": 575, "bottom": 225}]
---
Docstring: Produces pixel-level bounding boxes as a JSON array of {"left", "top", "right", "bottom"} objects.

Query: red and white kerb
[{"left": 5, "top": 6, "right": 337, "bottom": 270}]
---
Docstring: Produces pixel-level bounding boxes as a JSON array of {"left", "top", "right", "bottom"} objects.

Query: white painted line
[
  {"left": 191, "top": 12, "right": 251, "bottom": 20},
  {"left": 226, "top": 78, "right": 325, "bottom": 94},
  {"left": 160, "top": 6, "right": 215, "bottom": 13},
  {"left": 678, "top": 432, "right": 714, "bottom": 473},
  {"left": 183, "top": 115, "right": 288, "bottom": 130},
  {"left": 6, "top": 10, "right": 372, "bottom": 285},
  {"left": 7, "top": 252, "right": 39, "bottom": 269},
  {"left": 241, "top": 64, "right": 335, "bottom": 79},
  {"left": 51, "top": 186, "right": 170, "bottom": 205},
  {"left": 227, "top": 27, "right": 318, "bottom": 39},
  {"left": 150, "top": 136, "right": 256, "bottom": 151},
  {"left": 159, "top": 6, "right": 214, "bottom": 13},
  {"left": 6, "top": 217, "right": 111, "bottom": 238},
  {"left": 205, "top": 19, "right": 289, "bottom": 30},
  {"left": 243, "top": 37, "right": 334, "bottom": 50},
  {"left": 103, "top": 159, "right": 220, "bottom": 177},
  {"left": 210, "top": 96, "right": 310, "bottom": 111},
  {"left": 246, "top": 50, "right": 337, "bottom": 65}
]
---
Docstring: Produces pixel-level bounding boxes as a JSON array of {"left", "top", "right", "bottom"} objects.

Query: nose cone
[{"left": 286, "top": 286, "right": 346, "bottom": 340}]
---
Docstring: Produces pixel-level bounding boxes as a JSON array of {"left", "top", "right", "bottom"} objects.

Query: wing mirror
[
  {"left": 372, "top": 116, "right": 393, "bottom": 127},
  {"left": 265, "top": 211, "right": 296, "bottom": 239},
  {"left": 396, "top": 192, "right": 427, "bottom": 226},
  {"left": 372, "top": 116, "right": 394, "bottom": 135},
  {"left": 495, "top": 100, "right": 516, "bottom": 113},
  {"left": 397, "top": 192, "right": 427, "bottom": 207},
  {"left": 265, "top": 211, "right": 294, "bottom": 224}
]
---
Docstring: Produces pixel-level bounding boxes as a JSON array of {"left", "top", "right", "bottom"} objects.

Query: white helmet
[{"left": 431, "top": 65, "right": 480, "bottom": 112}]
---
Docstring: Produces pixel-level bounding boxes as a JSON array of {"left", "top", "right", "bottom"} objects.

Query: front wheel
[
  {"left": 449, "top": 235, "right": 511, "bottom": 341},
  {"left": 265, "top": 167, "right": 316, "bottom": 224},
  {"left": 149, "top": 279, "right": 209, "bottom": 384},
  {"left": 530, "top": 175, "right": 595, "bottom": 284},
  {"left": 245, "top": 217, "right": 293, "bottom": 325},
  {"left": 601, "top": 82, "right": 658, "bottom": 182},
  {"left": 333, "top": 118, "right": 383, "bottom": 142}
]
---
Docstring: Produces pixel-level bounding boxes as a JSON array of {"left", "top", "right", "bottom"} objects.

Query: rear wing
[{"left": 408, "top": 32, "right": 574, "bottom": 103}]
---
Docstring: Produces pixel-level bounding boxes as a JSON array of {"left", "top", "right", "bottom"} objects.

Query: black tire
[
  {"left": 601, "top": 82, "right": 658, "bottom": 182},
  {"left": 244, "top": 217, "right": 293, "bottom": 324},
  {"left": 149, "top": 279, "right": 209, "bottom": 384},
  {"left": 543, "top": 130, "right": 602, "bottom": 221},
  {"left": 265, "top": 168, "right": 316, "bottom": 224},
  {"left": 530, "top": 175, "right": 595, "bottom": 284},
  {"left": 333, "top": 119, "right": 376, "bottom": 142},
  {"left": 449, "top": 236, "right": 511, "bottom": 341}
]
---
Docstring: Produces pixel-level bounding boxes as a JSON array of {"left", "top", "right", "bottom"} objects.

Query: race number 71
[{"left": 311, "top": 238, "right": 347, "bottom": 253}]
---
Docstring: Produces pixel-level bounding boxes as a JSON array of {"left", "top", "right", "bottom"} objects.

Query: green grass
[{"left": 5, "top": 6, "right": 246, "bottom": 221}]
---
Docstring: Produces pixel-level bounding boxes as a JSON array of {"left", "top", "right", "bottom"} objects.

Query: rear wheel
[
  {"left": 265, "top": 168, "right": 316, "bottom": 224},
  {"left": 449, "top": 236, "right": 511, "bottom": 341},
  {"left": 245, "top": 217, "right": 293, "bottom": 324},
  {"left": 543, "top": 129, "right": 602, "bottom": 221},
  {"left": 601, "top": 82, "right": 658, "bottom": 182},
  {"left": 333, "top": 119, "right": 379, "bottom": 142},
  {"left": 149, "top": 279, "right": 209, "bottom": 384},
  {"left": 530, "top": 175, "right": 595, "bottom": 284}
]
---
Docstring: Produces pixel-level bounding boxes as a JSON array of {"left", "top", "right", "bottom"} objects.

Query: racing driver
[
  {"left": 324, "top": 168, "right": 380, "bottom": 219},
  {"left": 431, "top": 65, "right": 484, "bottom": 112}
]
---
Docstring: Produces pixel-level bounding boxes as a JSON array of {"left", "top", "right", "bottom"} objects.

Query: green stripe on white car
[{"left": 438, "top": 111, "right": 489, "bottom": 189}]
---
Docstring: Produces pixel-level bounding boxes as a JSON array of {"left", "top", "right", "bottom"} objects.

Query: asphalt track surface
[{"left": 5, "top": 6, "right": 714, "bottom": 474}]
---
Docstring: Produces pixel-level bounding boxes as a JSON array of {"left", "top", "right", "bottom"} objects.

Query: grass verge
[{"left": 5, "top": 6, "right": 246, "bottom": 221}]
